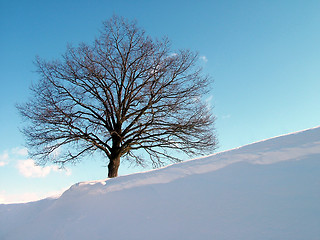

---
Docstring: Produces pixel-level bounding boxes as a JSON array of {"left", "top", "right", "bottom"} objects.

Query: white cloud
[
  {"left": 11, "top": 147, "right": 28, "bottom": 156},
  {"left": 0, "top": 152, "right": 9, "bottom": 167},
  {"left": 199, "top": 55, "right": 208, "bottom": 63},
  {"left": 17, "top": 159, "right": 54, "bottom": 177},
  {"left": 0, "top": 161, "right": 7, "bottom": 167},
  {"left": 0, "top": 147, "right": 28, "bottom": 167},
  {"left": 17, "top": 159, "right": 71, "bottom": 178},
  {"left": 0, "top": 152, "right": 9, "bottom": 161},
  {"left": 222, "top": 114, "right": 231, "bottom": 119}
]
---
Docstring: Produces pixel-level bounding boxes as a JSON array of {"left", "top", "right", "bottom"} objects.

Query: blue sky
[{"left": 1, "top": 0, "right": 319, "bottom": 203}]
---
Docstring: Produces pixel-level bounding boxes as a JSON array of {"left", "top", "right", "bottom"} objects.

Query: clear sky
[{"left": 1, "top": 0, "right": 319, "bottom": 203}]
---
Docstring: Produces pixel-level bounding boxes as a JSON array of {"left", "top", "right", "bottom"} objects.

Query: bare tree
[{"left": 18, "top": 16, "right": 217, "bottom": 178}]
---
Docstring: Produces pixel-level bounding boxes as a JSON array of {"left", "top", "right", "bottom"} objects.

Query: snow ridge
[{"left": 63, "top": 126, "right": 320, "bottom": 196}]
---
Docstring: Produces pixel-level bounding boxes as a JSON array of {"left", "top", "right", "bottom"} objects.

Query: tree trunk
[{"left": 108, "top": 155, "right": 120, "bottom": 178}]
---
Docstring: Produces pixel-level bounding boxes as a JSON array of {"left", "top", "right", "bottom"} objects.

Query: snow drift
[{"left": 1, "top": 127, "right": 320, "bottom": 240}]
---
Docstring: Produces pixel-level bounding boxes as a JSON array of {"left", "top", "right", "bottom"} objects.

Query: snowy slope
[{"left": 1, "top": 127, "right": 320, "bottom": 240}]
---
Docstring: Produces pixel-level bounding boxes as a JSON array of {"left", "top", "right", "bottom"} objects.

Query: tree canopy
[{"left": 18, "top": 16, "right": 217, "bottom": 177}]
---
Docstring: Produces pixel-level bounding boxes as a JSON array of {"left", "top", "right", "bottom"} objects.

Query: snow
[{"left": 1, "top": 126, "right": 319, "bottom": 240}]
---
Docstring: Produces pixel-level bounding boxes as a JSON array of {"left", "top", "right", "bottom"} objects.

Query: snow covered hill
[{"left": 1, "top": 127, "right": 320, "bottom": 240}]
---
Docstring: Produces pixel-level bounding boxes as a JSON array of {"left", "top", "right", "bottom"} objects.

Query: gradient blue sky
[{"left": 1, "top": 0, "right": 319, "bottom": 203}]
